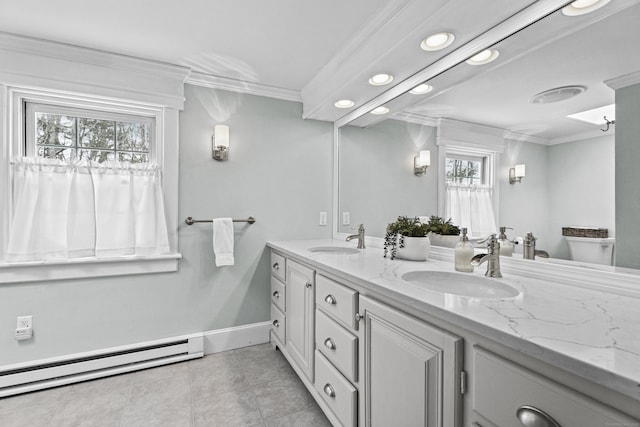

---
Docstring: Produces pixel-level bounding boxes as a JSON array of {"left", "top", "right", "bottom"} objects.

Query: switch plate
[
  {"left": 319, "top": 211, "right": 328, "bottom": 226},
  {"left": 17, "top": 316, "right": 32, "bottom": 329},
  {"left": 342, "top": 212, "right": 350, "bottom": 226}
]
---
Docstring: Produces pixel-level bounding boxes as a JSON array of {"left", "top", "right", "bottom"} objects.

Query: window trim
[{"left": 0, "top": 86, "right": 181, "bottom": 283}]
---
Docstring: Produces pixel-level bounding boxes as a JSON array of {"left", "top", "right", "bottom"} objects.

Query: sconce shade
[
  {"left": 213, "top": 125, "right": 230, "bottom": 161},
  {"left": 414, "top": 150, "right": 431, "bottom": 175},
  {"left": 509, "top": 163, "right": 525, "bottom": 184}
]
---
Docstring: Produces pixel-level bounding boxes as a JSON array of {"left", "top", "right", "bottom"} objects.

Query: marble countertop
[{"left": 268, "top": 239, "right": 640, "bottom": 403}]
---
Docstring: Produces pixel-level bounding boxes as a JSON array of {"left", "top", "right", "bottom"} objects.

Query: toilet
[{"left": 565, "top": 236, "right": 615, "bottom": 265}]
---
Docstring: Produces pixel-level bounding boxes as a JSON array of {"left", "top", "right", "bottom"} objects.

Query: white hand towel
[{"left": 213, "top": 218, "right": 234, "bottom": 266}]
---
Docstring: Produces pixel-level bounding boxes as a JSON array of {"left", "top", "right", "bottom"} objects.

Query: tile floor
[{"left": 0, "top": 343, "right": 332, "bottom": 427}]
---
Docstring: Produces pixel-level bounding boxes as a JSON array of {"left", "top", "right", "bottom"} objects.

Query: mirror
[{"left": 337, "top": 0, "right": 640, "bottom": 265}]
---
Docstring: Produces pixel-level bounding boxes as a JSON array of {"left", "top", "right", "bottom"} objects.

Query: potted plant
[
  {"left": 384, "top": 216, "right": 430, "bottom": 261},
  {"left": 425, "top": 215, "right": 461, "bottom": 248}
]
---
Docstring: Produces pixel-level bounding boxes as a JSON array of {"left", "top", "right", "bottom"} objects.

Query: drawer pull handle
[
  {"left": 324, "top": 294, "right": 337, "bottom": 305},
  {"left": 272, "top": 262, "right": 279, "bottom": 270},
  {"left": 324, "top": 338, "right": 336, "bottom": 350},
  {"left": 323, "top": 383, "right": 336, "bottom": 398},
  {"left": 516, "top": 405, "right": 561, "bottom": 427},
  {"left": 272, "top": 320, "right": 279, "bottom": 328},
  {"left": 305, "top": 281, "right": 312, "bottom": 289},
  {"left": 272, "top": 290, "right": 279, "bottom": 298}
]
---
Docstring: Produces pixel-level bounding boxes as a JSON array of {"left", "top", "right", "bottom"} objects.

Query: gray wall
[
  {"left": 339, "top": 120, "right": 438, "bottom": 238},
  {"left": 1, "top": 86, "right": 333, "bottom": 366},
  {"left": 499, "top": 139, "right": 550, "bottom": 251},
  {"left": 548, "top": 134, "right": 615, "bottom": 259},
  {"left": 615, "top": 82, "right": 640, "bottom": 269}
]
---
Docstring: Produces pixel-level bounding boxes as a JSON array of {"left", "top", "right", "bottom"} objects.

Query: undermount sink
[
  {"left": 308, "top": 246, "right": 360, "bottom": 255},
  {"left": 401, "top": 271, "right": 520, "bottom": 298}
]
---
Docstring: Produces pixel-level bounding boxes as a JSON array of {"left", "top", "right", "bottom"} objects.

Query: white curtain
[
  {"left": 7, "top": 157, "right": 169, "bottom": 261},
  {"left": 445, "top": 183, "right": 497, "bottom": 238}
]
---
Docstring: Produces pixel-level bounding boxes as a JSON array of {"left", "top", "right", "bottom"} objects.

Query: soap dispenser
[
  {"left": 455, "top": 228, "right": 474, "bottom": 272},
  {"left": 498, "top": 226, "right": 514, "bottom": 257}
]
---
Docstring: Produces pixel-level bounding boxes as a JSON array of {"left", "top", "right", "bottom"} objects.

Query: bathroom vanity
[{"left": 268, "top": 239, "right": 640, "bottom": 427}]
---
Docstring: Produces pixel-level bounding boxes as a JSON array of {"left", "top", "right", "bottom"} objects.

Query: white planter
[
  {"left": 396, "top": 236, "right": 431, "bottom": 261},
  {"left": 428, "top": 233, "right": 460, "bottom": 248}
]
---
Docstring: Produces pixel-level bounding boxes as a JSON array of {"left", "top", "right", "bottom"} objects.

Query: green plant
[
  {"left": 383, "top": 216, "right": 429, "bottom": 259},
  {"left": 425, "top": 216, "right": 461, "bottom": 236}
]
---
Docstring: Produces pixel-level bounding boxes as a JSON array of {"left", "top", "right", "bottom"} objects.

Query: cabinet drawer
[
  {"left": 473, "top": 347, "right": 637, "bottom": 427},
  {"left": 270, "top": 304, "right": 286, "bottom": 343},
  {"left": 271, "top": 276, "right": 285, "bottom": 312},
  {"left": 316, "top": 309, "right": 358, "bottom": 383},
  {"left": 316, "top": 275, "right": 359, "bottom": 330},
  {"left": 271, "top": 251, "right": 286, "bottom": 282},
  {"left": 315, "top": 350, "right": 357, "bottom": 427}
]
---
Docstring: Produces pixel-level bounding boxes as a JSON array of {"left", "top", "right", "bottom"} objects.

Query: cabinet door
[
  {"left": 285, "top": 260, "right": 315, "bottom": 381},
  {"left": 359, "top": 296, "right": 463, "bottom": 427}
]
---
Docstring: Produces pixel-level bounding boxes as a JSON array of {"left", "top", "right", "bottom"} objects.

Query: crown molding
[
  {"left": 605, "top": 70, "right": 640, "bottom": 91},
  {"left": 503, "top": 130, "right": 550, "bottom": 145},
  {"left": 186, "top": 71, "right": 302, "bottom": 103},
  {"left": 0, "top": 31, "right": 190, "bottom": 108},
  {"left": 391, "top": 112, "right": 439, "bottom": 127},
  {"left": 549, "top": 127, "right": 614, "bottom": 145}
]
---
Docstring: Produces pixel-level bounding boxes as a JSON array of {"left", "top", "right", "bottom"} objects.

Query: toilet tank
[{"left": 564, "top": 236, "right": 615, "bottom": 265}]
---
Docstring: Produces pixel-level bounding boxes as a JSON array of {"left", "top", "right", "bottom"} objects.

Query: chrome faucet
[
  {"left": 345, "top": 224, "right": 366, "bottom": 249},
  {"left": 522, "top": 232, "right": 549, "bottom": 260},
  {"left": 471, "top": 234, "right": 502, "bottom": 278}
]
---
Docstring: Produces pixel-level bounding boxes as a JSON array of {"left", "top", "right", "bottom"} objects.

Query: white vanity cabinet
[
  {"left": 472, "top": 347, "right": 637, "bottom": 427},
  {"left": 285, "top": 259, "right": 315, "bottom": 381},
  {"left": 359, "top": 295, "right": 463, "bottom": 427}
]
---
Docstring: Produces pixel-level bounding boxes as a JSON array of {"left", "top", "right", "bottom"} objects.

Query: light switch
[
  {"left": 342, "top": 211, "right": 350, "bottom": 226},
  {"left": 319, "top": 211, "right": 327, "bottom": 226}
]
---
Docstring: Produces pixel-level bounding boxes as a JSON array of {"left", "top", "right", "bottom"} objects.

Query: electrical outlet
[
  {"left": 15, "top": 328, "right": 32, "bottom": 341},
  {"left": 17, "top": 316, "right": 32, "bottom": 330},
  {"left": 342, "top": 211, "right": 350, "bottom": 226},
  {"left": 319, "top": 211, "right": 327, "bottom": 226}
]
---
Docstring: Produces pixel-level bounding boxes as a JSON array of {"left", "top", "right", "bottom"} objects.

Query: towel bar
[{"left": 185, "top": 217, "right": 256, "bottom": 225}]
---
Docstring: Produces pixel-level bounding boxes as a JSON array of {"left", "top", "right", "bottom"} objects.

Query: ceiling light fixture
[
  {"left": 530, "top": 85, "right": 587, "bottom": 104},
  {"left": 334, "top": 99, "right": 355, "bottom": 109},
  {"left": 420, "top": 32, "right": 455, "bottom": 51},
  {"left": 409, "top": 84, "right": 433, "bottom": 95},
  {"left": 368, "top": 73, "right": 394, "bottom": 86},
  {"left": 466, "top": 49, "right": 500, "bottom": 65},
  {"left": 562, "top": 0, "right": 611, "bottom": 16},
  {"left": 370, "top": 106, "right": 390, "bottom": 115}
]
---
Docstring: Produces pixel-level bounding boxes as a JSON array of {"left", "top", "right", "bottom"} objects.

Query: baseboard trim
[{"left": 203, "top": 321, "right": 271, "bottom": 355}]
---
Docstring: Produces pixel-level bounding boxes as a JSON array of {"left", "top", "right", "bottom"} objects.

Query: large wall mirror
[{"left": 336, "top": 0, "right": 640, "bottom": 267}]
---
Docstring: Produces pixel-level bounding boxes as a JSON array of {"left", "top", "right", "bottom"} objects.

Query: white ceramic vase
[
  {"left": 396, "top": 236, "right": 431, "bottom": 261},
  {"left": 428, "top": 232, "right": 460, "bottom": 248}
]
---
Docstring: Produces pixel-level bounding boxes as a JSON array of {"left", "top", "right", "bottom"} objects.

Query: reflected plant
[{"left": 383, "top": 216, "right": 429, "bottom": 260}]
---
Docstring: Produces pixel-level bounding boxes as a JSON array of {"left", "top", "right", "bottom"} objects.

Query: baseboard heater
[{"left": 0, "top": 333, "right": 204, "bottom": 398}]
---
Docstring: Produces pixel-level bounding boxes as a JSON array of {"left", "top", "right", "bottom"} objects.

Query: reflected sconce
[
  {"left": 414, "top": 150, "right": 430, "bottom": 176},
  {"left": 212, "top": 125, "right": 229, "bottom": 161},
  {"left": 509, "top": 164, "right": 526, "bottom": 184}
]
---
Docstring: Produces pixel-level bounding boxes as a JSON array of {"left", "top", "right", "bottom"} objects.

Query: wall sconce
[
  {"left": 414, "top": 150, "right": 430, "bottom": 175},
  {"left": 212, "top": 125, "right": 229, "bottom": 161},
  {"left": 509, "top": 164, "right": 525, "bottom": 184}
]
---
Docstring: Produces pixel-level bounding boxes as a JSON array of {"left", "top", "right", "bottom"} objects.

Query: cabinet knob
[
  {"left": 272, "top": 320, "right": 279, "bottom": 328},
  {"left": 323, "top": 383, "right": 336, "bottom": 398},
  {"left": 305, "top": 281, "right": 312, "bottom": 288},
  {"left": 355, "top": 313, "right": 363, "bottom": 322},
  {"left": 324, "top": 338, "right": 336, "bottom": 350},
  {"left": 516, "top": 405, "right": 561, "bottom": 427},
  {"left": 272, "top": 262, "right": 279, "bottom": 270},
  {"left": 324, "top": 294, "right": 337, "bottom": 305},
  {"left": 272, "top": 290, "right": 279, "bottom": 298}
]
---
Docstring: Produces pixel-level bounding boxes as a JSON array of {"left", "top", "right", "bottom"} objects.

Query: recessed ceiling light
[
  {"left": 409, "top": 84, "right": 433, "bottom": 95},
  {"left": 562, "top": 0, "right": 610, "bottom": 16},
  {"left": 567, "top": 103, "right": 615, "bottom": 125},
  {"left": 466, "top": 49, "right": 500, "bottom": 65},
  {"left": 370, "top": 106, "right": 390, "bottom": 115},
  {"left": 368, "top": 73, "right": 394, "bottom": 86},
  {"left": 420, "top": 32, "right": 455, "bottom": 51},
  {"left": 530, "top": 85, "right": 587, "bottom": 104},
  {"left": 334, "top": 99, "right": 355, "bottom": 109}
]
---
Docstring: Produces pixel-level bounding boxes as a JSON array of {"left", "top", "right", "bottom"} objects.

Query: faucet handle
[
  {"left": 477, "top": 233, "right": 498, "bottom": 245},
  {"left": 352, "top": 224, "right": 365, "bottom": 232}
]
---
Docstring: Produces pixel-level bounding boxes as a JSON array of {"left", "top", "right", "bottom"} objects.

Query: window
[
  {"left": 26, "top": 103, "right": 153, "bottom": 163},
  {"left": 445, "top": 153, "right": 488, "bottom": 185}
]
